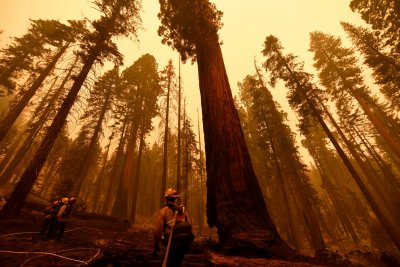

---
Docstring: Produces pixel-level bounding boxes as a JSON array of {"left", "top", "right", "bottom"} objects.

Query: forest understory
[{"left": 0, "top": 193, "right": 398, "bottom": 267}]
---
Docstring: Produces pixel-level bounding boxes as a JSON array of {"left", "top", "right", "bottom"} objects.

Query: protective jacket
[
  {"left": 153, "top": 202, "right": 189, "bottom": 247},
  {"left": 57, "top": 199, "right": 73, "bottom": 222}
]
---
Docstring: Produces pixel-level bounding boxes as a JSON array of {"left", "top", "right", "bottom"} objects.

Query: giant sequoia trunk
[
  {"left": 195, "top": 39, "right": 293, "bottom": 255},
  {"left": 0, "top": 40, "right": 105, "bottom": 219}
]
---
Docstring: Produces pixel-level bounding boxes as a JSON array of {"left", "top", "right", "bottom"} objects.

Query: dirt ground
[{"left": 0, "top": 207, "right": 398, "bottom": 267}]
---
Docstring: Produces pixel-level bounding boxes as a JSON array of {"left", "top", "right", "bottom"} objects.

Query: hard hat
[
  {"left": 61, "top": 197, "right": 69, "bottom": 204},
  {"left": 164, "top": 188, "right": 179, "bottom": 198}
]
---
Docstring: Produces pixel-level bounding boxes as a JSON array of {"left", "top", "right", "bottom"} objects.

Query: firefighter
[
  {"left": 54, "top": 197, "right": 76, "bottom": 241},
  {"left": 153, "top": 188, "right": 194, "bottom": 267},
  {"left": 40, "top": 199, "right": 62, "bottom": 239}
]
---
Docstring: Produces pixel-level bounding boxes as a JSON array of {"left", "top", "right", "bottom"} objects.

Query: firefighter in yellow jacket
[{"left": 153, "top": 188, "right": 194, "bottom": 267}]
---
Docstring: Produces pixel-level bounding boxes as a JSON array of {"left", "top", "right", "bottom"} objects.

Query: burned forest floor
[{"left": 0, "top": 195, "right": 399, "bottom": 266}]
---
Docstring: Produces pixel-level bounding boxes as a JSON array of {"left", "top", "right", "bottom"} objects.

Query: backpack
[
  {"left": 173, "top": 221, "right": 195, "bottom": 242},
  {"left": 44, "top": 200, "right": 61, "bottom": 216},
  {"left": 165, "top": 204, "right": 195, "bottom": 243}
]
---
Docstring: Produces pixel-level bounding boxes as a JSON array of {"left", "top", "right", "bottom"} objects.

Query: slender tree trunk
[
  {"left": 0, "top": 43, "right": 69, "bottom": 143},
  {"left": 254, "top": 65, "right": 301, "bottom": 250},
  {"left": 316, "top": 161, "right": 359, "bottom": 243},
  {"left": 0, "top": 39, "right": 104, "bottom": 219},
  {"left": 130, "top": 128, "right": 145, "bottom": 222},
  {"left": 176, "top": 56, "right": 182, "bottom": 192},
  {"left": 354, "top": 125, "right": 400, "bottom": 193},
  {"left": 39, "top": 162, "right": 59, "bottom": 197},
  {"left": 280, "top": 56, "right": 400, "bottom": 250},
  {"left": 92, "top": 135, "right": 113, "bottom": 213},
  {"left": 0, "top": 67, "right": 71, "bottom": 185},
  {"left": 72, "top": 89, "right": 112, "bottom": 195},
  {"left": 325, "top": 53, "right": 400, "bottom": 160},
  {"left": 196, "top": 109, "right": 204, "bottom": 235},
  {"left": 195, "top": 39, "right": 292, "bottom": 255},
  {"left": 319, "top": 97, "right": 400, "bottom": 222},
  {"left": 112, "top": 122, "right": 140, "bottom": 218},
  {"left": 0, "top": 136, "right": 24, "bottom": 178},
  {"left": 183, "top": 102, "right": 189, "bottom": 207},
  {"left": 160, "top": 72, "right": 171, "bottom": 207},
  {"left": 354, "top": 94, "right": 400, "bottom": 159},
  {"left": 0, "top": 74, "right": 58, "bottom": 175},
  {"left": 102, "top": 118, "right": 128, "bottom": 214}
]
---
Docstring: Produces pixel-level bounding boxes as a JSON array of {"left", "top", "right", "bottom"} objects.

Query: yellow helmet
[{"left": 164, "top": 188, "right": 179, "bottom": 198}]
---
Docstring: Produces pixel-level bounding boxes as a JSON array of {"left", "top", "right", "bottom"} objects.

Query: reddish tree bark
[{"left": 196, "top": 40, "right": 292, "bottom": 255}]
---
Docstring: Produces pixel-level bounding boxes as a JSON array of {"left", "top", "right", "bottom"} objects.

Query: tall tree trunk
[
  {"left": 195, "top": 39, "right": 292, "bottom": 255},
  {"left": 354, "top": 125, "right": 400, "bottom": 194},
  {"left": 325, "top": 53, "right": 400, "bottom": 160},
  {"left": 0, "top": 136, "right": 24, "bottom": 178},
  {"left": 176, "top": 56, "right": 182, "bottom": 192},
  {"left": 280, "top": 57, "right": 400, "bottom": 250},
  {"left": 315, "top": 160, "right": 359, "bottom": 243},
  {"left": 353, "top": 93, "right": 400, "bottom": 159},
  {"left": 254, "top": 65, "right": 301, "bottom": 250},
  {"left": 0, "top": 39, "right": 105, "bottom": 219},
  {"left": 319, "top": 97, "right": 400, "bottom": 223},
  {"left": 112, "top": 122, "right": 140, "bottom": 218},
  {"left": 0, "top": 62, "right": 73, "bottom": 186},
  {"left": 183, "top": 102, "right": 189, "bottom": 207},
  {"left": 72, "top": 89, "right": 112, "bottom": 195},
  {"left": 0, "top": 43, "right": 69, "bottom": 143},
  {"left": 160, "top": 72, "right": 171, "bottom": 207},
  {"left": 129, "top": 128, "right": 145, "bottom": 222},
  {"left": 101, "top": 118, "right": 128, "bottom": 214},
  {"left": 93, "top": 135, "right": 113, "bottom": 213},
  {"left": 197, "top": 109, "right": 204, "bottom": 235}
]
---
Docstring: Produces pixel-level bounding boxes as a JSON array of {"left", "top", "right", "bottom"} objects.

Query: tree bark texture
[{"left": 195, "top": 40, "right": 292, "bottom": 255}]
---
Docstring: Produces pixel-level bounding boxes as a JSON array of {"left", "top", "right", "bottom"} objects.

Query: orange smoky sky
[{"left": 0, "top": 0, "right": 366, "bottom": 164}]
